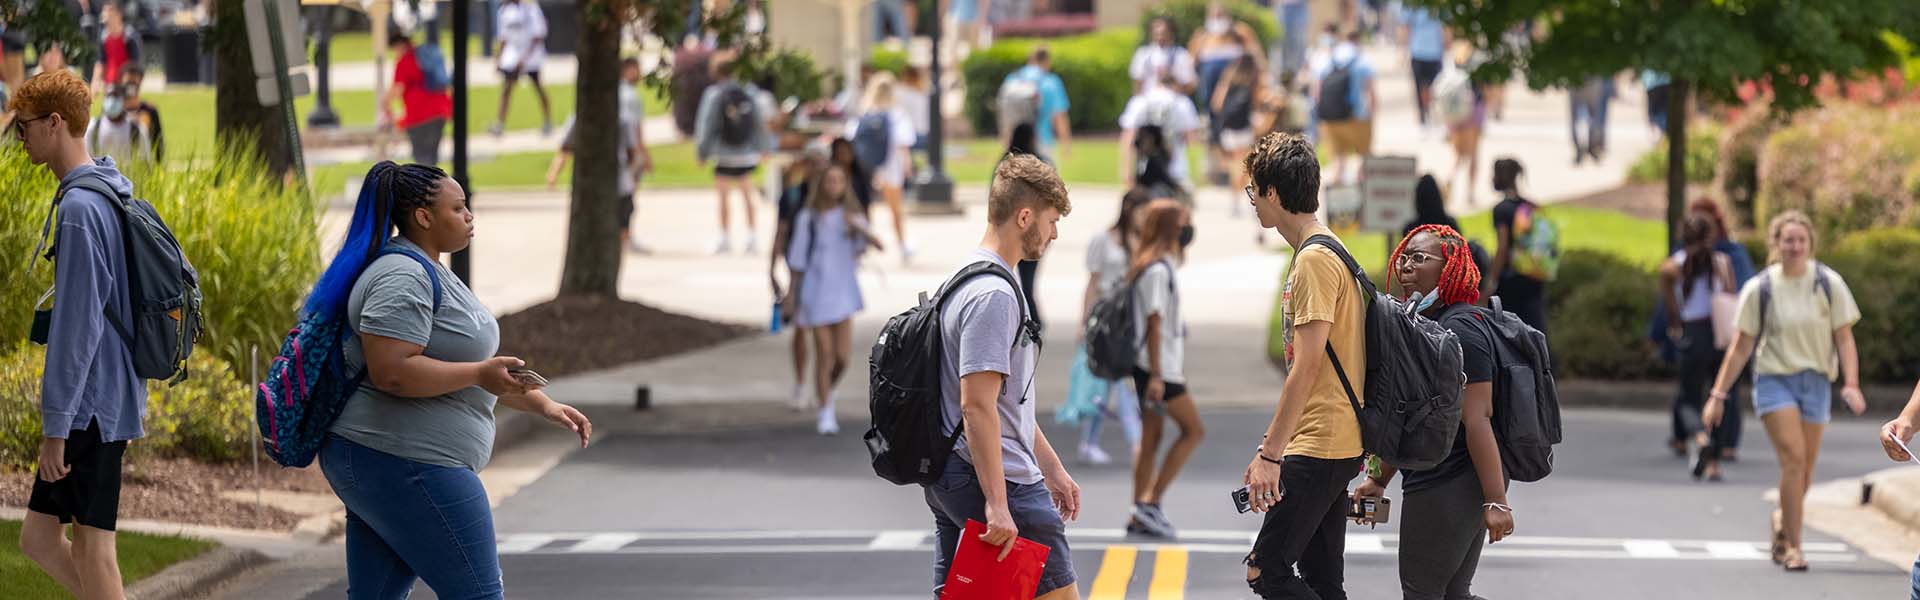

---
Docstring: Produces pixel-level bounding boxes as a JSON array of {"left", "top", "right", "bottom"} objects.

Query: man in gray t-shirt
[{"left": 923, "top": 155, "right": 1084, "bottom": 600}]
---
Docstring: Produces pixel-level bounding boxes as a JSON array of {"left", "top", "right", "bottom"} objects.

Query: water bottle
[{"left": 770, "top": 302, "right": 783, "bottom": 334}]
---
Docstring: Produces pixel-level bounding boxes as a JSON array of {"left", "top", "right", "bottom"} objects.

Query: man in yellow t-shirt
[{"left": 1239, "top": 132, "right": 1368, "bottom": 599}]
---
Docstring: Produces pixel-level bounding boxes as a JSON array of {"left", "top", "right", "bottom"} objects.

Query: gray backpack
[{"left": 45, "top": 175, "right": 203, "bottom": 384}]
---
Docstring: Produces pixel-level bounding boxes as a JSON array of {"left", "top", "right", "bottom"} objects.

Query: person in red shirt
[
  {"left": 91, "top": 2, "right": 140, "bottom": 97},
  {"left": 381, "top": 32, "right": 454, "bottom": 166}
]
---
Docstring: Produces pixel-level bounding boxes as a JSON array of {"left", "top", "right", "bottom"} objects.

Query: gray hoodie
[
  {"left": 41, "top": 157, "right": 146, "bottom": 442},
  {"left": 694, "top": 79, "right": 776, "bottom": 168}
]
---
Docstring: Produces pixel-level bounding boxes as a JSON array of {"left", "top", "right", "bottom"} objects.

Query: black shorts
[
  {"left": 715, "top": 164, "right": 759, "bottom": 178},
  {"left": 1411, "top": 58, "right": 1443, "bottom": 90},
  {"left": 501, "top": 68, "right": 543, "bottom": 85},
  {"left": 1130, "top": 367, "right": 1189, "bottom": 412},
  {"left": 28, "top": 419, "right": 128, "bottom": 531},
  {"left": 618, "top": 192, "right": 636, "bottom": 225}
]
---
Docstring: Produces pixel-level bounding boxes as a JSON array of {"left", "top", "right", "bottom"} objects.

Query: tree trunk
[
  {"left": 210, "top": 0, "right": 296, "bottom": 177},
  {"left": 1665, "top": 79, "right": 1689, "bottom": 248},
  {"left": 557, "top": 10, "right": 624, "bottom": 297}
]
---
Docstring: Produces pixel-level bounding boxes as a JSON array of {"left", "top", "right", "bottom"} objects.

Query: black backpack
[
  {"left": 866, "top": 262, "right": 1031, "bottom": 486},
  {"left": 717, "top": 84, "right": 759, "bottom": 146},
  {"left": 1315, "top": 57, "right": 1360, "bottom": 121},
  {"left": 1444, "top": 299, "right": 1561, "bottom": 482},
  {"left": 1084, "top": 260, "right": 1173, "bottom": 380},
  {"left": 50, "top": 174, "right": 204, "bottom": 384},
  {"left": 1303, "top": 235, "right": 1463, "bottom": 472},
  {"left": 1219, "top": 84, "right": 1255, "bottom": 130}
]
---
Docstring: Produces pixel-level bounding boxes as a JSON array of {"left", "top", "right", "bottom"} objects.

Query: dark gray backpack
[{"left": 54, "top": 175, "right": 203, "bottom": 384}]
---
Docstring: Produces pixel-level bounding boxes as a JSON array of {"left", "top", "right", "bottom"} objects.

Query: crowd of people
[{"left": 1, "top": 1, "right": 166, "bottom": 165}]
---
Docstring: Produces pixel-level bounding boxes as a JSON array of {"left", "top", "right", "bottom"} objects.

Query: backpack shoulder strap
[
  {"left": 377, "top": 247, "right": 446, "bottom": 313},
  {"left": 1301, "top": 234, "right": 1378, "bottom": 300},
  {"left": 1755, "top": 269, "right": 1774, "bottom": 342}
]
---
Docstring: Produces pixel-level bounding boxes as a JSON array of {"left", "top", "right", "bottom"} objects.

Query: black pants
[
  {"left": 1249, "top": 455, "right": 1365, "bottom": 599},
  {"left": 1400, "top": 471, "right": 1494, "bottom": 600},
  {"left": 1675, "top": 319, "right": 1742, "bottom": 457},
  {"left": 1411, "top": 59, "right": 1443, "bottom": 125},
  {"left": 407, "top": 118, "right": 446, "bottom": 166}
]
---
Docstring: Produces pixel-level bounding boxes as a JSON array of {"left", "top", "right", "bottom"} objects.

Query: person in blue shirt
[
  {"left": 1399, "top": 6, "right": 1450, "bottom": 126},
  {"left": 12, "top": 68, "right": 145, "bottom": 600},
  {"left": 1001, "top": 47, "right": 1073, "bottom": 163}
]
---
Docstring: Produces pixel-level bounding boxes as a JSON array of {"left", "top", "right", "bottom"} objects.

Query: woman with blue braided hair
[{"left": 314, "top": 161, "right": 593, "bottom": 599}]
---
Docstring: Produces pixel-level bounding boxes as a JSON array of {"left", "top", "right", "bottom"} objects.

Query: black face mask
[{"left": 1179, "top": 224, "right": 1196, "bottom": 248}]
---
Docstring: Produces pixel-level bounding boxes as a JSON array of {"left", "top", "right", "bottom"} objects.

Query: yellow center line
[
  {"left": 1147, "top": 546, "right": 1189, "bottom": 600},
  {"left": 1088, "top": 545, "right": 1139, "bottom": 600}
]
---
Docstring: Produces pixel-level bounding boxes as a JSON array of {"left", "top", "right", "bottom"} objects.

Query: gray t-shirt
[
  {"left": 331, "top": 237, "right": 502, "bottom": 471},
  {"left": 939, "top": 248, "right": 1043, "bottom": 486},
  {"left": 1133, "top": 261, "right": 1186, "bottom": 384}
]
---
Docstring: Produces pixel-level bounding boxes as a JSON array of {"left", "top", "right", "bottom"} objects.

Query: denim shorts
[
  {"left": 924, "top": 457, "right": 1076, "bottom": 596},
  {"left": 1753, "top": 370, "right": 1832, "bottom": 424}
]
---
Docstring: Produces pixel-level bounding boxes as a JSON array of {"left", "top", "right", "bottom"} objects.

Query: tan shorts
[{"left": 1319, "top": 119, "right": 1374, "bottom": 157}]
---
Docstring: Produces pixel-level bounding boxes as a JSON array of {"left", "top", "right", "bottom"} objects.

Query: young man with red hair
[{"left": 1356, "top": 224, "right": 1515, "bottom": 600}]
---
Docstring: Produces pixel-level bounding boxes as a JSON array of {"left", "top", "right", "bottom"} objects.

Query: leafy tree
[
  {"left": 1407, "top": 0, "right": 1920, "bottom": 238},
  {"left": 558, "top": 0, "right": 646, "bottom": 296}
]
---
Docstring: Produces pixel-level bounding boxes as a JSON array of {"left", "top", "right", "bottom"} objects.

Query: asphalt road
[{"left": 305, "top": 407, "right": 1910, "bottom": 599}]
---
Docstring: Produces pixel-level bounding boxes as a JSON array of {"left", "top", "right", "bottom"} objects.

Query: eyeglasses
[
  {"left": 1395, "top": 251, "right": 1440, "bottom": 268},
  {"left": 1243, "top": 184, "right": 1258, "bottom": 203},
  {"left": 11, "top": 113, "right": 52, "bottom": 139}
]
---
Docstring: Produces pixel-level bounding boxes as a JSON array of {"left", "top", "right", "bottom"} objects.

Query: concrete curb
[
  {"left": 1867, "top": 466, "right": 1920, "bottom": 532},
  {"left": 125, "top": 546, "right": 268, "bottom": 600}
]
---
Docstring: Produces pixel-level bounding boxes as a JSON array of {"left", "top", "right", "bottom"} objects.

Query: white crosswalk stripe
[{"left": 492, "top": 529, "right": 1858, "bottom": 564}]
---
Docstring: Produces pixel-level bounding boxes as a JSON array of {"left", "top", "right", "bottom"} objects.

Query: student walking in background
[
  {"left": 1704, "top": 210, "right": 1866, "bottom": 572},
  {"left": 1651, "top": 198, "right": 1757, "bottom": 460},
  {"left": 1213, "top": 54, "right": 1266, "bottom": 221},
  {"left": 848, "top": 73, "right": 919, "bottom": 263},
  {"left": 1072, "top": 189, "right": 1151, "bottom": 465},
  {"left": 382, "top": 32, "right": 454, "bottom": 167},
  {"left": 1661, "top": 214, "right": 1739, "bottom": 481},
  {"left": 13, "top": 69, "right": 145, "bottom": 600},
  {"left": 1397, "top": 5, "right": 1448, "bottom": 127},
  {"left": 1356, "top": 224, "right": 1514, "bottom": 600},
  {"left": 491, "top": 0, "right": 552, "bottom": 137},
  {"left": 1125, "top": 199, "right": 1206, "bottom": 539},
  {"left": 1481, "top": 158, "right": 1551, "bottom": 334},
  {"left": 696, "top": 53, "right": 775, "bottom": 255},
  {"left": 773, "top": 150, "right": 829, "bottom": 412},
  {"left": 785, "top": 165, "right": 883, "bottom": 436}
]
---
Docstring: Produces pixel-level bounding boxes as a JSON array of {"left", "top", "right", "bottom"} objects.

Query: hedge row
[
  {"left": 960, "top": 28, "right": 1139, "bottom": 136},
  {"left": 1754, "top": 104, "right": 1920, "bottom": 243},
  {"left": 0, "top": 344, "right": 254, "bottom": 471}
]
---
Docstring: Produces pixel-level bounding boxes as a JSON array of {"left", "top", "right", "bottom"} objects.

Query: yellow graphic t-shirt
[{"left": 1281, "top": 225, "right": 1367, "bottom": 460}]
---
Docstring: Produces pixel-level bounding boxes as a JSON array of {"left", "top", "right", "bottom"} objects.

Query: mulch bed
[
  {"left": 0, "top": 457, "right": 330, "bottom": 532},
  {"left": 496, "top": 295, "right": 754, "bottom": 378}
]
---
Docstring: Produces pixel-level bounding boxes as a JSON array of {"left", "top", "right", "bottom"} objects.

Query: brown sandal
[{"left": 1781, "top": 547, "right": 1809, "bottom": 572}]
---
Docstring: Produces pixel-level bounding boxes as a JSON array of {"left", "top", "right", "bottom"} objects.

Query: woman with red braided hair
[{"left": 1353, "top": 224, "right": 1515, "bottom": 600}]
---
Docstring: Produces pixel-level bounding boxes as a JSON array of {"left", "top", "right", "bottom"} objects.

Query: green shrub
[
  {"left": 1142, "top": 0, "right": 1280, "bottom": 51},
  {"left": 1717, "top": 106, "right": 1783, "bottom": 232},
  {"left": 1546, "top": 250, "right": 1667, "bottom": 380},
  {"left": 1755, "top": 104, "right": 1920, "bottom": 243},
  {"left": 1627, "top": 123, "right": 1719, "bottom": 185},
  {"left": 0, "top": 344, "right": 254, "bottom": 471},
  {"left": 870, "top": 47, "right": 908, "bottom": 75},
  {"left": 739, "top": 47, "right": 831, "bottom": 103},
  {"left": 0, "top": 145, "right": 317, "bottom": 446},
  {"left": 1822, "top": 228, "right": 1920, "bottom": 382},
  {"left": 962, "top": 28, "right": 1138, "bottom": 136}
]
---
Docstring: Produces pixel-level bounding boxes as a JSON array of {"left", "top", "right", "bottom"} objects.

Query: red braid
[{"left": 1390, "top": 224, "right": 1482, "bottom": 306}]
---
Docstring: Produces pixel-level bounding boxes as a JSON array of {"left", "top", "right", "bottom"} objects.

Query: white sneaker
[
  {"left": 791, "top": 384, "right": 811, "bottom": 412},
  {"left": 901, "top": 242, "right": 916, "bottom": 264},
  {"left": 816, "top": 407, "right": 840, "bottom": 436},
  {"left": 712, "top": 237, "right": 731, "bottom": 255},
  {"left": 744, "top": 234, "right": 760, "bottom": 254},
  {"left": 1078, "top": 444, "right": 1112, "bottom": 465},
  {"left": 627, "top": 239, "right": 652, "bottom": 255}
]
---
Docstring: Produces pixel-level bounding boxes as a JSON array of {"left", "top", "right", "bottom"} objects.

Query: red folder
[{"left": 941, "top": 519, "right": 1053, "bottom": 600}]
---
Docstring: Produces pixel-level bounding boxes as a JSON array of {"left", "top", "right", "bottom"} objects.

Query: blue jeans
[
  {"left": 321, "top": 435, "right": 504, "bottom": 600},
  {"left": 873, "top": 0, "right": 909, "bottom": 42},
  {"left": 1278, "top": 2, "right": 1311, "bottom": 76},
  {"left": 1909, "top": 554, "right": 1919, "bottom": 600}
]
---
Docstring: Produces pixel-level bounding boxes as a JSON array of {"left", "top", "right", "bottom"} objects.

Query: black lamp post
[
  {"left": 912, "top": 2, "right": 957, "bottom": 214},
  {"left": 306, "top": 6, "right": 339, "bottom": 128},
  {"left": 451, "top": 0, "right": 473, "bottom": 284}
]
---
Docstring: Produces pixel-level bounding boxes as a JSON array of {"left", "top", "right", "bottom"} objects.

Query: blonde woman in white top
[{"left": 1704, "top": 210, "right": 1865, "bottom": 572}]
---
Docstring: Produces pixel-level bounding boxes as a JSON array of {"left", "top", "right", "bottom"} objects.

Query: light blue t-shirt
[
  {"left": 1313, "top": 43, "right": 1376, "bottom": 120},
  {"left": 1004, "top": 65, "right": 1071, "bottom": 149},
  {"left": 1401, "top": 8, "right": 1446, "bottom": 62}
]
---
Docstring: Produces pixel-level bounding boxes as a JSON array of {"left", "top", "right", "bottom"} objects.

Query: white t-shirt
[
  {"left": 1130, "top": 44, "right": 1198, "bottom": 90},
  {"left": 495, "top": 1, "right": 548, "bottom": 72},
  {"left": 86, "top": 116, "right": 151, "bottom": 163},
  {"left": 895, "top": 86, "right": 932, "bottom": 136},
  {"left": 1085, "top": 230, "right": 1130, "bottom": 297},
  {"left": 1117, "top": 87, "right": 1202, "bottom": 183},
  {"left": 1133, "top": 261, "right": 1186, "bottom": 384}
]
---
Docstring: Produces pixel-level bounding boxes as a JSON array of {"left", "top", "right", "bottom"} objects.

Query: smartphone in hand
[{"left": 507, "top": 368, "right": 549, "bottom": 388}]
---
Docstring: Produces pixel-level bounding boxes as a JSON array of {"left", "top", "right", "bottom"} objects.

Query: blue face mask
[{"left": 1408, "top": 290, "right": 1440, "bottom": 314}]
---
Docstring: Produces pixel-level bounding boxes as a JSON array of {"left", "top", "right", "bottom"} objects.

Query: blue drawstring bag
[{"left": 1056, "top": 345, "right": 1104, "bottom": 425}]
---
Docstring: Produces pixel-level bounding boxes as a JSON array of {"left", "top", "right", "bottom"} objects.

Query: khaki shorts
[{"left": 1319, "top": 119, "right": 1374, "bottom": 157}]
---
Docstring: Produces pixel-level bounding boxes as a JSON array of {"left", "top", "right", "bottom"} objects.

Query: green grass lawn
[
  {"left": 320, "top": 23, "right": 490, "bottom": 66},
  {"left": 0, "top": 520, "right": 214, "bottom": 599},
  {"left": 142, "top": 83, "right": 665, "bottom": 162}
]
